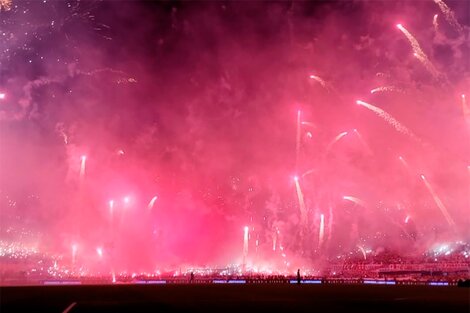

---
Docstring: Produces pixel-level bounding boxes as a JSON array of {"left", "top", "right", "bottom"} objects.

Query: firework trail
[
  {"left": 398, "top": 155, "right": 411, "bottom": 172},
  {"left": 326, "top": 131, "right": 348, "bottom": 153},
  {"left": 148, "top": 195, "right": 158, "bottom": 210},
  {"left": 301, "top": 121, "right": 317, "bottom": 128},
  {"left": 318, "top": 213, "right": 325, "bottom": 248},
  {"left": 461, "top": 95, "right": 470, "bottom": 134},
  {"left": 433, "top": 14, "right": 439, "bottom": 33},
  {"left": 0, "top": 0, "right": 11, "bottom": 11},
  {"left": 356, "top": 100, "right": 420, "bottom": 142},
  {"left": 243, "top": 226, "right": 249, "bottom": 269},
  {"left": 302, "top": 168, "right": 316, "bottom": 178},
  {"left": 358, "top": 246, "right": 367, "bottom": 260},
  {"left": 370, "top": 86, "right": 402, "bottom": 94},
  {"left": 71, "top": 244, "right": 78, "bottom": 265},
  {"left": 352, "top": 129, "right": 373, "bottom": 155},
  {"left": 79, "top": 155, "right": 87, "bottom": 181},
  {"left": 96, "top": 247, "right": 103, "bottom": 258},
  {"left": 433, "top": 0, "right": 463, "bottom": 34},
  {"left": 343, "top": 196, "right": 367, "bottom": 208},
  {"left": 109, "top": 200, "right": 114, "bottom": 218},
  {"left": 294, "top": 176, "right": 308, "bottom": 228},
  {"left": 420, "top": 175, "right": 455, "bottom": 226},
  {"left": 309, "top": 74, "right": 327, "bottom": 88},
  {"left": 396, "top": 24, "right": 440, "bottom": 79},
  {"left": 296, "top": 110, "right": 301, "bottom": 170},
  {"left": 327, "top": 205, "right": 333, "bottom": 246}
]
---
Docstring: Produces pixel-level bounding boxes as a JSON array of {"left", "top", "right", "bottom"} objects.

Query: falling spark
[
  {"left": 358, "top": 246, "right": 367, "bottom": 260},
  {"left": 326, "top": 131, "right": 348, "bottom": 153},
  {"left": 79, "top": 155, "right": 87, "bottom": 180},
  {"left": 433, "top": 14, "right": 439, "bottom": 32},
  {"left": 343, "top": 196, "right": 367, "bottom": 208},
  {"left": 433, "top": 0, "right": 463, "bottom": 34},
  {"left": 420, "top": 175, "right": 455, "bottom": 226},
  {"left": 405, "top": 215, "right": 411, "bottom": 224},
  {"left": 109, "top": 200, "right": 114, "bottom": 217},
  {"left": 296, "top": 110, "right": 301, "bottom": 170},
  {"left": 398, "top": 155, "right": 411, "bottom": 171},
  {"left": 71, "top": 244, "right": 78, "bottom": 264},
  {"left": 352, "top": 129, "right": 373, "bottom": 155},
  {"left": 309, "top": 74, "right": 327, "bottom": 88},
  {"left": 370, "top": 86, "right": 401, "bottom": 94},
  {"left": 356, "top": 100, "right": 420, "bottom": 142},
  {"left": 0, "top": 0, "right": 12, "bottom": 11},
  {"left": 96, "top": 247, "right": 103, "bottom": 258},
  {"left": 294, "top": 177, "right": 308, "bottom": 227},
  {"left": 302, "top": 168, "right": 316, "bottom": 178},
  {"left": 148, "top": 195, "right": 158, "bottom": 210},
  {"left": 318, "top": 213, "right": 325, "bottom": 248},
  {"left": 396, "top": 24, "right": 440, "bottom": 78},
  {"left": 243, "top": 226, "right": 249, "bottom": 267},
  {"left": 301, "top": 121, "right": 317, "bottom": 128}
]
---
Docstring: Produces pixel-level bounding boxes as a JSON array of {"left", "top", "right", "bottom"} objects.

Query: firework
[
  {"left": 309, "top": 74, "right": 327, "bottom": 88},
  {"left": 343, "top": 196, "right": 367, "bottom": 207},
  {"left": 148, "top": 195, "right": 158, "bottom": 210},
  {"left": 352, "top": 129, "right": 373, "bottom": 155},
  {"left": 243, "top": 226, "right": 249, "bottom": 269},
  {"left": 301, "top": 121, "right": 317, "bottom": 128},
  {"left": 326, "top": 131, "right": 348, "bottom": 153},
  {"left": 79, "top": 155, "right": 87, "bottom": 180},
  {"left": 294, "top": 176, "right": 308, "bottom": 227},
  {"left": 433, "top": 0, "right": 463, "bottom": 34},
  {"left": 420, "top": 175, "right": 455, "bottom": 226},
  {"left": 396, "top": 24, "right": 440, "bottom": 79},
  {"left": 296, "top": 110, "right": 301, "bottom": 170},
  {"left": 109, "top": 200, "right": 114, "bottom": 218},
  {"left": 398, "top": 155, "right": 411, "bottom": 172},
  {"left": 433, "top": 14, "right": 439, "bottom": 32},
  {"left": 405, "top": 215, "right": 411, "bottom": 224},
  {"left": 0, "top": 0, "right": 11, "bottom": 11},
  {"left": 356, "top": 100, "right": 420, "bottom": 142},
  {"left": 370, "top": 86, "right": 402, "bottom": 94},
  {"left": 318, "top": 213, "right": 325, "bottom": 248},
  {"left": 358, "top": 246, "right": 367, "bottom": 260},
  {"left": 96, "top": 247, "right": 103, "bottom": 258},
  {"left": 71, "top": 244, "right": 78, "bottom": 264}
]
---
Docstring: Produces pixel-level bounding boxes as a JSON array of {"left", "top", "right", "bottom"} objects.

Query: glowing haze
[{"left": 0, "top": 0, "right": 469, "bottom": 274}]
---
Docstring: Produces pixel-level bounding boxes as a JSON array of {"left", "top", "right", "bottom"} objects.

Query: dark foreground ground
[{"left": 1, "top": 284, "right": 469, "bottom": 313}]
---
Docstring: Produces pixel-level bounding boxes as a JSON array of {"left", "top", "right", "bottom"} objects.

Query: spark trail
[
  {"left": 396, "top": 24, "right": 440, "bottom": 79},
  {"left": 326, "top": 131, "right": 348, "bottom": 153},
  {"left": 79, "top": 155, "right": 87, "bottom": 181},
  {"left": 433, "top": 0, "right": 463, "bottom": 34},
  {"left": 370, "top": 86, "right": 402, "bottom": 94},
  {"left": 343, "top": 196, "right": 367, "bottom": 208},
  {"left": 353, "top": 129, "right": 373, "bottom": 155},
  {"left": 433, "top": 14, "right": 439, "bottom": 33},
  {"left": 294, "top": 176, "right": 308, "bottom": 227},
  {"left": 318, "top": 213, "right": 325, "bottom": 248},
  {"left": 148, "top": 196, "right": 158, "bottom": 210},
  {"left": 420, "top": 175, "right": 455, "bottom": 226},
  {"left": 356, "top": 100, "right": 420, "bottom": 142},
  {"left": 243, "top": 226, "right": 249, "bottom": 269}
]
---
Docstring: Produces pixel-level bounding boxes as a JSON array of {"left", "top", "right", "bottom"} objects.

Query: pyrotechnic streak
[
  {"left": 243, "top": 226, "right": 249, "bottom": 268},
  {"left": 109, "top": 200, "right": 114, "bottom": 217},
  {"left": 358, "top": 246, "right": 367, "bottom": 260},
  {"left": 370, "top": 86, "right": 401, "bottom": 94},
  {"left": 294, "top": 177, "right": 308, "bottom": 226},
  {"left": 461, "top": 95, "right": 470, "bottom": 133},
  {"left": 296, "top": 110, "right": 301, "bottom": 170},
  {"left": 301, "top": 121, "right": 317, "bottom": 128},
  {"left": 327, "top": 205, "right": 333, "bottom": 245},
  {"left": 326, "top": 131, "right": 348, "bottom": 153},
  {"left": 0, "top": 0, "right": 12, "bottom": 11},
  {"left": 343, "top": 196, "right": 367, "bottom": 208},
  {"left": 309, "top": 74, "right": 327, "bottom": 88},
  {"left": 405, "top": 215, "right": 411, "bottom": 224},
  {"left": 71, "top": 244, "right": 78, "bottom": 264},
  {"left": 148, "top": 196, "right": 158, "bottom": 210},
  {"left": 398, "top": 155, "right": 411, "bottom": 171},
  {"left": 420, "top": 175, "right": 455, "bottom": 226},
  {"left": 79, "top": 155, "right": 87, "bottom": 180},
  {"left": 96, "top": 247, "right": 103, "bottom": 258},
  {"left": 433, "top": 14, "right": 439, "bottom": 32},
  {"left": 433, "top": 0, "right": 463, "bottom": 34},
  {"left": 396, "top": 24, "right": 440, "bottom": 78},
  {"left": 318, "top": 214, "right": 325, "bottom": 248},
  {"left": 352, "top": 129, "right": 373, "bottom": 155},
  {"left": 302, "top": 168, "right": 316, "bottom": 178},
  {"left": 356, "top": 100, "right": 420, "bottom": 142}
]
